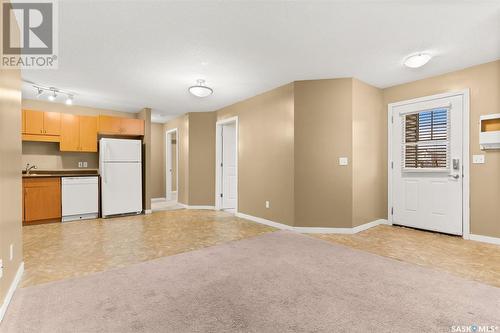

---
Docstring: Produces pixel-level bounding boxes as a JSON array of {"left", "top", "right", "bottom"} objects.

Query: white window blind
[{"left": 402, "top": 107, "right": 450, "bottom": 170}]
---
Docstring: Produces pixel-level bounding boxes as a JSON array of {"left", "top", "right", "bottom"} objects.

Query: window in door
[{"left": 402, "top": 107, "right": 449, "bottom": 170}]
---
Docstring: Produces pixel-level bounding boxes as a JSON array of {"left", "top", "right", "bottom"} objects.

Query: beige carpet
[{"left": 2, "top": 231, "right": 499, "bottom": 332}]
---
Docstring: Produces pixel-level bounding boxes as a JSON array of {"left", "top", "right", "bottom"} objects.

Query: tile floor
[{"left": 21, "top": 210, "right": 500, "bottom": 289}]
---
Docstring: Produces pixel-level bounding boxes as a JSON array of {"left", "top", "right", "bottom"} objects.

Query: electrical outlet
[
  {"left": 472, "top": 155, "right": 485, "bottom": 164},
  {"left": 0, "top": 259, "right": 3, "bottom": 279},
  {"left": 78, "top": 162, "right": 83, "bottom": 168},
  {"left": 339, "top": 157, "right": 349, "bottom": 166},
  {"left": 83, "top": 161, "right": 88, "bottom": 168},
  {"left": 265, "top": 201, "right": 270, "bottom": 209},
  {"left": 9, "top": 244, "right": 13, "bottom": 261}
]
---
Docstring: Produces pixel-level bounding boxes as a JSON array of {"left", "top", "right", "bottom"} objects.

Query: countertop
[{"left": 22, "top": 169, "right": 99, "bottom": 178}]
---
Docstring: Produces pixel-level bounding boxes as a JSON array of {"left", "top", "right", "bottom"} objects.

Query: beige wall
[
  {"left": 22, "top": 142, "right": 98, "bottom": 169},
  {"left": 151, "top": 123, "right": 165, "bottom": 198},
  {"left": 383, "top": 60, "right": 500, "bottom": 238},
  {"left": 164, "top": 115, "right": 189, "bottom": 205},
  {"left": 294, "top": 79, "right": 353, "bottom": 228},
  {"left": 217, "top": 84, "right": 295, "bottom": 226},
  {"left": 352, "top": 79, "right": 387, "bottom": 227},
  {"left": 0, "top": 1, "right": 23, "bottom": 313},
  {"left": 188, "top": 112, "right": 216, "bottom": 206},
  {"left": 21, "top": 99, "right": 136, "bottom": 170}
]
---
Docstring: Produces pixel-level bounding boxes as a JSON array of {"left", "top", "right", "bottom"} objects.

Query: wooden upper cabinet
[
  {"left": 43, "top": 112, "right": 61, "bottom": 135},
  {"left": 24, "top": 109, "right": 45, "bottom": 135},
  {"left": 98, "top": 115, "right": 144, "bottom": 136},
  {"left": 121, "top": 118, "right": 144, "bottom": 136},
  {"left": 60, "top": 114, "right": 98, "bottom": 152},
  {"left": 60, "top": 114, "right": 80, "bottom": 151},
  {"left": 98, "top": 115, "right": 122, "bottom": 134},
  {"left": 22, "top": 109, "right": 26, "bottom": 133},
  {"left": 79, "top": 116, "right": 98, "bottom": 152}
]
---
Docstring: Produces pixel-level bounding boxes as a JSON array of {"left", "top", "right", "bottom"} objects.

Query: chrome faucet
[{"left": 25, "top": 163, "right": 37, "bottom": 175}]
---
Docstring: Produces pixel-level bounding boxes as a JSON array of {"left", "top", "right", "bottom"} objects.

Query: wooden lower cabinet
[{"left": 23, "top": 177, "right": 61, "bottom": 224}]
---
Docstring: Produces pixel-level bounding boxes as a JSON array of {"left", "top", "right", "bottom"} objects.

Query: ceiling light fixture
[
  {"left": 404, "top": 53, "right": 432, "bottom": 68},
  {"left": 48, "top": 90, "right": 57, "bottom": 101},
  {"left": 188, "top": 79, "right": 213, "bottom": 98},
  {"left": 32, "top": 84, "right": 76, "bottom": 105}
]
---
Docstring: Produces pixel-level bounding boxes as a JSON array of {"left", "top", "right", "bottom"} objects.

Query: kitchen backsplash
[{"left": 22, "top": 141, "right": 99, "bottom": 170}]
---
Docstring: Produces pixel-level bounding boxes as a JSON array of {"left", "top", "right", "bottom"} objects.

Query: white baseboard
[
  {"left": 469, "top": 234, "right": 500, "bottom": 245},
  {"left": 151, "top": 197, "right": 166, "bottom": 203},
  {"left": 235, "top": 212, "right": 388, "bottom": 234},
  {"left": 144, "top": 209, "right": 152, "bottom": 214},
  {"left": 0, "top": 262, "right": 24, "bottom": 323},
  {"left": 235, "top": 212, "right": 295, "bottom": 230}
]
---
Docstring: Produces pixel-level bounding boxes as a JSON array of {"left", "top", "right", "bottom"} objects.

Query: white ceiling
[{"left": 21, "top": 1, "right": 500, "bottom": 123}]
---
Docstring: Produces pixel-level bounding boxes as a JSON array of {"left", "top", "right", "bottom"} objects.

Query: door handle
[{"left": 448, "top": 174, "right": 460, "bottom": 179}]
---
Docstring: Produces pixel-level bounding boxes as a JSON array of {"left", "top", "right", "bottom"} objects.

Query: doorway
[
  {"left": 166, "top": 128, "right": 178, "bottom": 202},
  {"left": 215, "top": 117, "right": 238, "bottom": 212},
  {"left": 388, "top": 90, "right": 469, "bottom": 236}
]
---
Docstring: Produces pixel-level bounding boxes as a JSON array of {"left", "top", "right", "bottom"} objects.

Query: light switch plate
[
  {"left": 9, "top": 244, "right": 13, "bottom": 261},
  {"left": 472, "top": 155, "right": 485, "bottom": 164},
  {"left": 265, "top": 201, "right": 270, "bottom": 209},
  {"left": 78, "top": 162, "right": 83, "bottom": 168},
  {"left": 339, "top": 157, "right": 349, "bottom": 166},
  {"left": 83, "top": 162, "right": 88, "bottom": 168}
]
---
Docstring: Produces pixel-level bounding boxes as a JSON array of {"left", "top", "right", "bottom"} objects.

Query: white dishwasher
[{"left": 62, "top": 177, "right": 99, "bottom": 222}]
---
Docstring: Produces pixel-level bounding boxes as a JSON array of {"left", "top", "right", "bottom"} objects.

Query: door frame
[
  {"left": 387, "top": 89, "right": 470, "bottom": 239},
  {"left": 215, "top": 116, "right": 239, "bottom": 212},
  {"left": 165, "top": 128, "right": 178, "bottom": 202}
]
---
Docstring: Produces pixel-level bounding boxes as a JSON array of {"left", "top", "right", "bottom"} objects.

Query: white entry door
[
  {"left": 391, "top": 94, "right": 464, "bottom": 235},
  {"left": 222, "top": 123, "right": 237, "bottom": 209}
]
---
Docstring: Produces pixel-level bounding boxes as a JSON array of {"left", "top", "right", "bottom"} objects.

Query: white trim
[
  {"left": 387, "top": 89, "right": 470, "bottom": 239},
  {"left": 215, "top": 116, "right": 239, "bottom": 212},
  {"left": 469, "top": 234, "right": 500, "bottom": 245},
  {"left": 144, "top": 209, "right": 152, "bottom": 214},
  {"left": 151, "top": 197, "right": 166, "bottom": 203},
  {"left": 235, "top": 212, "right": 295, "bottom": 230},
  {"left": 165, "top": 128, "right": 179, "bottom": 203},
  {"left": 0, "top": 262, "right": 24, "bottom": 323},
  {"left": 235, "top": 212, "right": 389, "bottom": 234}
]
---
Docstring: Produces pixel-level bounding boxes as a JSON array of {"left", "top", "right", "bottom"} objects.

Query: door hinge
[
  {"left": 391, "top": 116, "right": 394, "bottom": 123},
  {"left": 391, "top": 207, "right": 394, "bottom": 215},
  {"left": 220, "top": 163, "right": 223, "bottom": 167},
  {"left": 220, "top": 193, "right": 223, "bottom": 198},
  {"left": 391, "top": 161, "right": 394, "bottom": 169}
]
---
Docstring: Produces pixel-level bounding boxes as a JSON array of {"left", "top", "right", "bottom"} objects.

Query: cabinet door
[
  {"left": 43, "top": 112, "right": 61, "bottom": 135},
  {"left": 24, "top": 110, "right": 44, "bottom": 135},
  {"left": 121, "top": 118, "right": 144, "bottom": 136},
  {"left": 60, "top": 114, "right": 80, "bottom": 151},
  {"left": 80, "top": 116, "right": 98, "bottom": 152},
  {"left": 23, "top": 178, "right": 61, "bottom": 222},
  {"left": 98, "top": 115, "right": 121, "bottom": 134},
  {"left": 22, "top": 110, "right": 26, "bottom": 133}
]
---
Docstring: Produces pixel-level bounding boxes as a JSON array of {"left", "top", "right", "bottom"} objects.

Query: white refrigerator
[{"left": 100, "top": 138, "right": 143, "bottom": 217}]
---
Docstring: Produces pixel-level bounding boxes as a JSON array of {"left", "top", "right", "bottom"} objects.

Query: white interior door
[
  {"left": 166, "top": 131, "right": 173, "bottom": 200},
  {"left": 222, "top": 123, "right": 237, "bottom": 209},
  {"left": 391, "top": 94, "right": 463, "bottom": 235}
]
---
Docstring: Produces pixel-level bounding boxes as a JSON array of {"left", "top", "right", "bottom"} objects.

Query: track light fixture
[{"left": 32, "top": 85, "right": 76, "bottom": 105}]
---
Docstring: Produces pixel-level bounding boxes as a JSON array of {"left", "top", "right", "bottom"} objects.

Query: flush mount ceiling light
[
  {"left": 188, "top": 79, "right": 213, "bottom": 98},
  {"left": 404, "top": 53, "right": 432, "bottom": 68}
]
